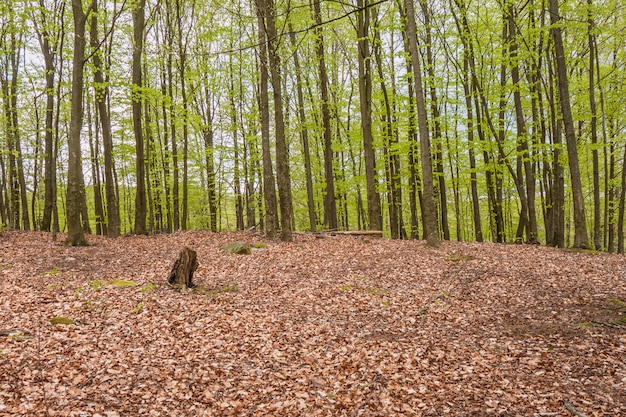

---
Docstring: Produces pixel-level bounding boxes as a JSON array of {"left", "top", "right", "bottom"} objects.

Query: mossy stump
[{"left": 167, "top": 247, "right": 199, "bottom": 290}]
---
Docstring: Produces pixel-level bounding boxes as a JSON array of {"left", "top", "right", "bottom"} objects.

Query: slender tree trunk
[
  {"left": 587, "top": 0, "right": 601, "bottom": 250},
  {"left": 255, "top": 0, "right": 278, "bottom": 239},
  {"left": 397, "top": 0, "right": 421, "bottom": 239},
  {"left": 619, "top": 143, "right": 626, "bottom": 254},
  {"left": 65, "top": 0, "right": 89, "bottom": 245},
  {"left": 32, "top": 1, "right": 60, "bottom": 230},
  {"left": 159, "top": 56, "right": 172, "bottom": 233},
  {"left": 289, "top": 27, "right": 316, "bottom": 232},
  {"left": 87, "top": 102, "right": 105, "bottom": 235},
  {"left": 132, "top": 0, "right": 147, "bottom": 234},
  {"left": 461, "top": 53, "right": 483, "bottom": 242},
  {"left": 357, "top": 0, "right": 382, "bottom": 232},
  {"left": 508, "top": 5, "right": 538, "bottom": 243},
  {"left": 404, "top": 0, "right": 439, "bottom": 247},
  {"left": 312, "top": 0, "right": 337, "bottom": 230},
  {"left": 372, "top": 13, "right": 399, "bottom": 238},
  {"left": 175, "top": 0, "right": 189, "bottom": 230},
  {"left": 549, "top": 0, "right": 589, "bottom": 248},
  {"left": 420, "top": 0, "right": 448, "bottom": 241},
  {"left": 263, "top": 0, "right": 293, "bottom": 242},
  {"left": 90, "top": 0, "right": 120, "bottom": 237},
  {"left": 198, "top": 84, "right": 218, "bottom": 232}
]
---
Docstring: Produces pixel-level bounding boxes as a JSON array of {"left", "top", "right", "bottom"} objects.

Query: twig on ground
[{"left": 563, "top": 400, "right": 589, "bottom": 417}]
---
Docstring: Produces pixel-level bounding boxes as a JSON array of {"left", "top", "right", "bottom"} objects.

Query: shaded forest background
[{"left": 1, "top": 0, "right": 625, "bottom": 249}]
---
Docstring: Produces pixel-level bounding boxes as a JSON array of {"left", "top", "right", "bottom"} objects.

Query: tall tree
[
  {"left": 356, "top": 0, "right": 382, "bottom": 232},
  {"left": 65, "top": 0, "right": 90, "bottom": 245},
  {"left": 419, "top": 0, "right": 449, "bottom": 241},
  {"left": 0, "top": 3, "right": 29, "bottom": 231},
  {"left": 90, "top": 0, "right": 120, "bottom": 237},
  {"left": 132, "top": 0, "right": 147, "bottom": 234},
  {"left": 32, "top": 0, "right": 64, "bottom": 232},
  {"left": 289, "top": 26, "right": 317, "bottom": 232},
  {"left": 404, "top": 0, "right": 439, "bottom": 247},
  {"left": 255, "top": 0, "right": 278, "bottom": 239},
  {"left": 313, "top": 0, "right": 337, "bottom": 231},
  {"left": 587, "top": 0, "right": 601, "bottom": 250},
  {"left": 263, "top": 0, "right": 293, "bottom": 242},
  {"left": 549, "top": 0, "right": 588, "bottom": 249}
]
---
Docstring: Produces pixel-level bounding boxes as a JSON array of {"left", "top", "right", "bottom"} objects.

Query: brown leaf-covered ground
[{"left": 1, "top": 230, "right": 625, "bottom": 416}]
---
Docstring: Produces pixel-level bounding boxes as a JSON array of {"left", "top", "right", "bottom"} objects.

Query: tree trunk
[
  {"left": 90, "top": 0, "right": 120, "bottom": 237},
  {"left": 357, "top": 0, "right": 382, "bottom": 232},
  {"left": 132, "top": 0, "right": 147, "bottom": 234},
  {"left": 289, "top": 26, "right": 316, "bottom": 232},
  {"left": 65, "top": 0, "right": 89, "bottom": 246},
  {"left": 263, "top": 0, "right": 293, "bottom": 242},
  {"left": 549, "top": 0, "right": 589, "bottom": 249},
  {"left": 619, "top": 143, "right": 626, "bottom": 254},
  {"left": 420, "top": 0, "right": 448, "bottom": 241},
  {"left": 397, "top": 0, "right": 421, "bottom": 239},
  {"left": 313, "top": 0, "right": 337, "bottom": 231},
  {"left": 228, "top": 51, "right": 245, "bottom": 231},
  {"left": 87, "top": 102, "right": 105, "bottom": 235},
  {"left": 255, "top": 0, "right": 278, "bottom": 239},
  {"left": 175, "top": 0, "right": 189, "bottom": 230},
  {"left": 404, "top": 0, "right": 439, "bottom": 247},
  {"left": 587, "top": 0, "right": 601, "bottom": 250},
  {"left": 372, "top": 13, "right": 399, "bottom": 238}
]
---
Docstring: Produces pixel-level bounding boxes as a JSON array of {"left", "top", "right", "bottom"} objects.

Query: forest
[{"left": 1, "top": 0, "right": 625, "bottom": 250}]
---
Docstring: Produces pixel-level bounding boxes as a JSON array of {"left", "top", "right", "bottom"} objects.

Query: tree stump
[{"left": 167, "top": 247, "right": 198, "bottom": 290}]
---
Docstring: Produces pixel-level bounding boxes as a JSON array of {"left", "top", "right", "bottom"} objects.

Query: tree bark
[
  {"left": 420, "top": 0, "right": 448, "bottom": 241},
  {"left": 263, "top": 0, "right": 293, "bottom": 242},
  {"left": 90, "top": 0, "right": 120, "bottom": 237},
  {"left": 132, "top": 0, "right": 147, "bottom": 235},
  {"left": 289, "top": 26, "right": 317, "bottom": 232},
  {"left": 255, "top": 0, "right": 279, "bottom": 239},
  {"left": 313, "top": 0, "right": 337, "bottom": 231},
  {"left": 357, "top": 0, "right": 382, "bottom": 232},
  {"left": 404, "top": 0, "right": 439, "bottom": 247},
  {"left": 65, "top": 0, "right": 90, "bottom": 246},
  {"left": 167, "top": 247, "right": 198, "bottom": 290},
  {"left": 508, "top": 5, "right": 538, "bottom": 243},
  {"left": 587, "top": 0, "right": 601, "bottom": 250},
  {"left": 549, "top": 0, "right": 589, "bottom": 248}
]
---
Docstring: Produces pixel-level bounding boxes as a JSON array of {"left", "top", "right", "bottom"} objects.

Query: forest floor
[{"left": 0, "top": 230, "right": 625, "bottom": 417}]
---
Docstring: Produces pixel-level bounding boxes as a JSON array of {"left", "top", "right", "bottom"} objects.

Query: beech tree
[
  {"left": 2, "top": 0, "right": 625, "bottom": 251},
  {"left": 65, "top": 0, "right": 90, "bottom": 246}
]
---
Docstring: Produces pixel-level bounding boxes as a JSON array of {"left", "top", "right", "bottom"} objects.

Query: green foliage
[
  {"left": 200, "top": 284, "right": 239, "bottom": 297},
  {"left": 133, "top": 302, "right": 143, "bottom": 314},
  {"left": 89, "top": 280, "right": 104, "bottom": 290},
  {"left": 49, "top": 316, "right": 75, "bottom": 325},
  {"left": 48, "top": 283, "right": 67, "bottom": 291},
  {"left": 44, "top": 266, "right": 60, "bottom": 275},
  {"left": 107, "top": 279, "right": 137, "bottom": 287},
  {"left": 221, "top": 242, "right": 251, "bottom": 255},
  {"left": 140, "top": 283, "right": 156, "bottom": 293},
  {"left": 446, "top": 254, "right": 477, "bottom": 262}
]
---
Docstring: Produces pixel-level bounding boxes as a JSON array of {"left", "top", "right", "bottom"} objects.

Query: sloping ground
[{"left": 0, "top": 230, "right": 624, "bottom": 416}]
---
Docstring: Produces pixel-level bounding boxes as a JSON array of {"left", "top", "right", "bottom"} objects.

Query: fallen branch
[
  {"left": 330, "top": 230, "right": 383, "bottom": 238},
  {"left": 563, "top": 400, "right": 589, "bottom": 417}
]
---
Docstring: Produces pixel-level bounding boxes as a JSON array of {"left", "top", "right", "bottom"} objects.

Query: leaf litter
[{"left": 0, "top": 230, "right": 624, "bottom": 416}]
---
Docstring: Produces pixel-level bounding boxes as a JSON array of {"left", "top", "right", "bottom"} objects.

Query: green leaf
[
  {"left": 49, "top": 316, "right": 75, "bottom": 325},
  {"left": 107, "top": 279, "right": 137, "bottom": 287}
]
